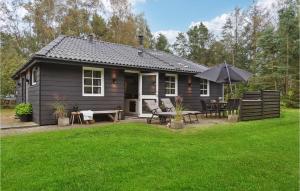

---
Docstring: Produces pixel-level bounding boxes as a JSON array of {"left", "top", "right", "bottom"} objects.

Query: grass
[{"left": 1, "top": 109, "right": 299, "bottom": 191}]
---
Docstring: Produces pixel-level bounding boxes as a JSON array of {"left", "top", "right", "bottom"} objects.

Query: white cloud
[
  {"left": 153, "top": 30, "right": 180, "bottom": 44},
  {"left": 190, "top": 13, "right": 230, "bottom": 38},
  {"left": 256, "top": 0, "right": 278, "bottom": 10},
  {"left": 102, "top": 0, "right": 146, "bottom": 15}
]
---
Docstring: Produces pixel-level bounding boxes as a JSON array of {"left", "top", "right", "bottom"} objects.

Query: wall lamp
[{"left": 112, "top": 78, "right": 117, "bottom": 84}]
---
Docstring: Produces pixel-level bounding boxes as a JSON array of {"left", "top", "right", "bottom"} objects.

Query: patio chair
[
  {"left": 216, "top": 99, "right": 227, "bottom": 117},
  {"left": 200, "top": 100, "right": 217, "bottom": 117},
  {"left": 161, "top": 98, "right": 201, "bottom": 122},
  {"left": 144, "top": 100, "right": 187, "bottom": 124}
]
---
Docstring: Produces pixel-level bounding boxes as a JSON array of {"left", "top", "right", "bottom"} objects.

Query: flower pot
[
  {"left": 228, "top": 114, "right": 239, "bottom": 122},
  {"left": 19, "top": 114, "right": 32, "bottom": 122},
  {"left": 171, "top": 120, "right": 185, "bottom": 129},
  {"left": 58, "top": 117, "right": 70, "bottom": 126}
]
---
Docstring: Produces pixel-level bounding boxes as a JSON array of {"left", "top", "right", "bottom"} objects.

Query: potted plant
[
  {"left": 171, "top": 96, "right": 185, "bottom": 129},
  {"left": 53, "top": 99, "right": 69, "bottom": 126},
  {"left": 15, "top": 103, "right": 32, "bottom": 122}
]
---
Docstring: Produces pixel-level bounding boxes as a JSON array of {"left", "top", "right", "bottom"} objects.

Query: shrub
[{"left": 15, "top": 103, "right": 32, "bottom": 117}]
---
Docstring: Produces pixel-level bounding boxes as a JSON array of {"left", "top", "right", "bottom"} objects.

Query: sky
[
  {"left": 130, "top": 0, "right": 278, "bottom": 43},
  {"left": 5, "top": 0, "right": 278, "bottom": 45}
]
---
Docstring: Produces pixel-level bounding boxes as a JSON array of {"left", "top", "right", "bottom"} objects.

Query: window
[
  {"left": 82, "top": 67, "right": 104, "bottom": 96},
  {"left": 31, "top": 67, "right": 38, "bottom": 85},
  {"left": 165, "top": 74, "right": 178, "bottom": 96},
  {"left": 200, "top": 79, "right": 210, "bottom": 96}
]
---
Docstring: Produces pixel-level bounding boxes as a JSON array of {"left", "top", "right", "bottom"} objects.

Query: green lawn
[{"left": 1, "top": 109, "right": 299, "bottom": 191}]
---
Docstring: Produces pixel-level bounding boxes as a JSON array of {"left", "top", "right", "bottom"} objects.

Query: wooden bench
[{"left": 80, "top": 110, "right": 123, "bottom": 123}]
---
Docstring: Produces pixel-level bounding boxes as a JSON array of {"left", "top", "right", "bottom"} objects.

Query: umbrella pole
[{"left": 225, "top": 61, "right": 233, "bottom": 96}]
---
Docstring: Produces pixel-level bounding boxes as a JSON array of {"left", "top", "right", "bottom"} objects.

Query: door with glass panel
[{"left": 139, "top": 73, "right": 159, "bottom": 117}]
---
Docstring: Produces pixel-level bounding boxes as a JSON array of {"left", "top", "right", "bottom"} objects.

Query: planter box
[
  {"left": 171, "top": 120, "right": 185, "bottom": 129},
  {"left": 228, "top": 114, "right": 239, "bottom": 122},
  {"left": 58, "top": 117, "right": 70, "bottom": 126},
  {"left": 19, "top": 114, "right": 32, "bottom": 122}
]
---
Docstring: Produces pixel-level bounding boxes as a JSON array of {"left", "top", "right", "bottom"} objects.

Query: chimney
[
  {"left": 88, "top": 33, "right": 94, "bottom": 43},
  {"left": 138, "top": 35, "right": 144, "bottom": 56}
]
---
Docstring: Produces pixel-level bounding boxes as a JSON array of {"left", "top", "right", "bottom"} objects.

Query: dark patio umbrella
[{"left": 195, "top": 62, "right": 252, "bottom": 93}]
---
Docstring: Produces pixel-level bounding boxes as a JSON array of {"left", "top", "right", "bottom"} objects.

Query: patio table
[{"left": 210, "top": 101, "right": 228, "bottom": 117}]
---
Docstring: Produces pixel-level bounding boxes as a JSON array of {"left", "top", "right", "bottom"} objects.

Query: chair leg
[
  {"left": 195, "top": 114, "right": 199, "bottom": 122},
  {"left": 188, "top": 114, "right": 192, "bottom": 123}
]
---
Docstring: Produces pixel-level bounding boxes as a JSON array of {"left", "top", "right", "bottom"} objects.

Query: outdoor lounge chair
[
  {"left": 144, "top": 100, "right": 188, "bottom": 124},
  {"left": 161, "top": 98, "right": 202, "bottom": 122}
]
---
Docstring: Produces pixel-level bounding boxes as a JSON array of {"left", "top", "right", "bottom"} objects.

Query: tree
[
  {"left": 23, "top": 0, "right": 57, "bottom": 48},
  {"left": 187, "top": 22, "right": 213, "bottom": 64},
  {"left": 277, "top": 0, "right": 299, "bottom": 106},
  {"left": 221, "top": 7, "right": 246, "bottom": 68},
  {"left": 155, "top": 33, "right": 171, "bottom": 52},
  {"left": 256, "top": 27, "right": 280, "bottom": 90},
  {"left": 135, "top": 13, "right": 153, "bottom": 48},
  {"left": 172, "top": 32, "right": 189, "bottom": 58},
  {"left": 91, "top": 13, "right": 108, "bottom": 39},
  {"left": 0, "top": 33, "right": 26, "bottom": 95}
]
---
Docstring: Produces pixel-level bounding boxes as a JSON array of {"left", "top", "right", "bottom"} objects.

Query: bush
[{"left": 15, "top": 103, "right": 32, "bottom": 116}]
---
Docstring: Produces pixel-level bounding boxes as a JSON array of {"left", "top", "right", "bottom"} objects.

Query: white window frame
[
  {"left": 82, "top": 67, "right": 104, "bottom": 96},
  {"left": 200, "top": 79, "right": 210, "bottom": 97},
  {"left": 31, "top": 67, "right": 38, "bottom": 85},
  {"left": 165, "top": 73, "right": 178, "bottom": 97}
]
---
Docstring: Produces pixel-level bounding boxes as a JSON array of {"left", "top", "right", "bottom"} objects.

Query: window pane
[
  {"left": 171, "top": 83, "right": 175, "bottom": 88},
  {"left": 170, "top": 89, "right": 175, "bottom": 94},
  {"left": 93, "top": 79, "right": 101, "bottom": 86},
  {"left": 93, "top": 87, "right": 101, "bottom": 94},
  {"left": 93, "top": 70, "right": 101, "bottom": 78},
  {"left": 166, "top": 89, "right": 171, "bottom": 94},
  {"left": 33, "top": 71, "right": 37, "bottom": 82},
  {"left": 84, "top": 70, "right": 92, "bottom": 77},
  {"left": 84, "top": 87, "right": 92, "bottom": 94},
  {"left": 84, "top": 78, "right": 92, "bottom": 85},
  {"left": 170, "top": 76, "right": 175, "bottom": 82}
]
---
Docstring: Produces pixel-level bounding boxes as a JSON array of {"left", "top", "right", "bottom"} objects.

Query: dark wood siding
[
  {"left": 15, "top": 67, "right": 40, "bottom": 124},
  {"left": 15, "top": 77, "right": 22, "bottom": 104},
  {"left": 159, "top": 73, "right": 223, "bottom": 111},
  {"left": 178, "top": 75, "right": 222, "bottom": 111},
  {"left": 40, "top": 64, "right": 124, "bottom": 125}
]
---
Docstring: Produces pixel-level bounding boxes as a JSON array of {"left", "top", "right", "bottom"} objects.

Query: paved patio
[
  {"left": 0, "top": 108, "right": 38, "bottom": 129},
  {"left": 1, "top": 108, "right": 230, "bottom": 136}
]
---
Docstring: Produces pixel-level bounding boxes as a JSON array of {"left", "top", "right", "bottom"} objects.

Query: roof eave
[{"left": 31, "top": 56, "right": 201, "bottom": 74}]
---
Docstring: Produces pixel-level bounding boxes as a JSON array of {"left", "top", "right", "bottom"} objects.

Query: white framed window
[
  {"left": 200, "top": 79, "right": 210, "bottom": 96},
  {"left": 82, "top": 67, "right": 104, "bottom": 96},
  {"left": 31, "top": 67, "right": 38, "bottom": 85},
  {"left": 165, "top": 73, "right": 178, "bottom": 96}
]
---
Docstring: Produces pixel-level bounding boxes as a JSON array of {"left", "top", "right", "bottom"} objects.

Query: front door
[{"left": 139, "top": 72, "right": 159, "bottom": 117}]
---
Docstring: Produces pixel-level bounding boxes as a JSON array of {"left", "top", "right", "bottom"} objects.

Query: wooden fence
[{"left": 239, "top": 90, "right": 280, "bottom": 121}]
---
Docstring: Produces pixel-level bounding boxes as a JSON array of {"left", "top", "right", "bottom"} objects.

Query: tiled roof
[{"left": 35, "top": 35, "right": 208, "bottom": 73}]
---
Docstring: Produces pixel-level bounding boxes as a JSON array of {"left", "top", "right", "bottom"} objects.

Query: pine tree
[
  {"left": 155, "top": 33, "right": 171, "bottom": 53},
  {"left": 172, "top": 32, "right": 189, "bottom": 58}
]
